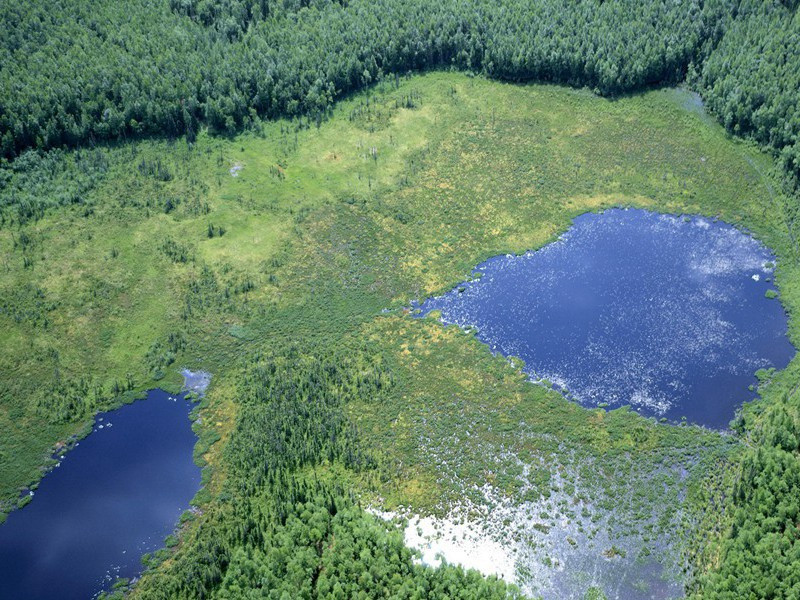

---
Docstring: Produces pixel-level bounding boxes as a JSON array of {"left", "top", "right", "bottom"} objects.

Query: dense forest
[
  {"left": 127, "top": 348, "right": 519, "bottom": 599},
  {"left": 688, "top": 374, "right": 800, "bottom": 599},
  {"left": 3, "top": 1, "right": 800, "bottom": 599},
  {"left": 2, "top": 0, "right": 797, "bottom": 189}
]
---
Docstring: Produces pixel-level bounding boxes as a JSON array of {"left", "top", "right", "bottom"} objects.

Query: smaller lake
[
  {"left": 0, "top": 390, "right": 201, "bottom": 599},
  {"left": 417, "top": 209, "right": 795, "bottom": 428}
]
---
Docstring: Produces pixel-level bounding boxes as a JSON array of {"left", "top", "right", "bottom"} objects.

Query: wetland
[{"left": 417, "top": 209, "right": 795, "bottom": 428}]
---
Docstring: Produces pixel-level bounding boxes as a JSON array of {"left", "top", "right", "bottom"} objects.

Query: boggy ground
[{"left": 1, "top": 72, "right": 797, "bottom": 597}]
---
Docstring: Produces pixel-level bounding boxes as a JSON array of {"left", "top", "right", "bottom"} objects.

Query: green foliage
[
  {"left": 0, "top": 148, "right": 107, "bottom": 226},
  {"left": 694, "top": 0, "right": 800, "bottom": 188},
  {"left": 34, "top": 375, "right": 129, "bottom": 424},
  {"left": 0, "top": 284, "right": 58, "bottom": 328},
  {"left": 132, "top": 347, "right": 519, "bottom": 599},
  {"left": 224, "top": 348, "right": 387, "bottom": 495},
  {"left": 137, "top": 158, "right": 174, "bottom": 182},
  {"left": 206, "top": 223, "right": 225, "bottom": 238},
  {"left": 160, "top": 238, "right": 194, "bottom": 263},
  {"left": 584, "top": 588, "right": 608, "bottom": 600},
  {"left": 2, "top": 0, "right": 799, "bottom": 208},
  {"left": 146, "top": 332, "right": 187, "bottom": 377},
  {"left": 0, "top": 0, "right": 727, "bottom": 160},
  {"left": 690, "top": 385, "right": 800, "bottom": 598}
]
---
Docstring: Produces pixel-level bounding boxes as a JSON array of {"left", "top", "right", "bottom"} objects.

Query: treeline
[
  {"left": 1, "top": 0, "right": 723, "bottom": 158},
  {"left": 127, "top": 347, "right": 519, "bottom": 599},
  {"left": 0, "top": 147, "right": 108, "bottom": 227},
  {"left": 5, "top": 0, "right": 799, "bottom": 186},
  {"left": 691, "top": 0, "right": 800, "bottom": 191},
  {"left": 690, "top": 387, "right": 800, "bottom": 598}
]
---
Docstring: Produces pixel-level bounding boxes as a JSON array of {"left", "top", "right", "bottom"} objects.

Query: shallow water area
[
  {"left": 181, "top": 368, "right": 212, "bottom": 396},
  {"left": 0, "top": 390, "right": 201, "bottom": 599},
  {"left": 417, "top": 209, "right": 795, "bottom": 428}
]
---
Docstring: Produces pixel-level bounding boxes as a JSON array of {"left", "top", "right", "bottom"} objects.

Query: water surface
[
  {"left": 418, "top": 209, "right": 794, "bottom": 427},
  {"left": 0, "top": 390, "right": 201, "bottom": 599}
]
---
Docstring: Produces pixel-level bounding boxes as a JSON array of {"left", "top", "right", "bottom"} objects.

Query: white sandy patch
[
  {"left": 369, "top": 500, "right": 517, "bottom": 585},
  {"left": 693, "top": 218, "right": 711, "bottom": 230},
  {"left": 409, "top": 513, "right": 514, "bottom": 580}
]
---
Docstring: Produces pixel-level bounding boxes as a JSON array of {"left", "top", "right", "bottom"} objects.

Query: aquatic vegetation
[{"left": 417, "top": 209, "right": 793, "bottom": 427}]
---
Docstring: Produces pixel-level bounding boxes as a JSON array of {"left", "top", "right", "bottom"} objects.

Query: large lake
[
  {"left": 0, "top": 390, "right": 201, "bottom": 599},
  {"left": 417, "top": 209, "right": 795, "bottom": 428}
]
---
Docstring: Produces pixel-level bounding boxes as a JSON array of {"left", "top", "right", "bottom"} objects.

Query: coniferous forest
[
  {"left": 2, "top": 0, "right": 799, "bottom": 186},
  {"left": 2, "top": 1, "right": 800, "bottom": 599}
]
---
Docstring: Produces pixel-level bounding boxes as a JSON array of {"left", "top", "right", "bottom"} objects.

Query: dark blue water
[
  {"left": 0, "top": 390, "right": 201, "bottom": 599},
  {"left": 418, "top": 209, "right": 795, "bottom": 428}
]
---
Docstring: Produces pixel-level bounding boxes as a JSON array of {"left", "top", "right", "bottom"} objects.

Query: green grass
[{"left": 1, "top": 72, "right": 797, "bottom": 595}]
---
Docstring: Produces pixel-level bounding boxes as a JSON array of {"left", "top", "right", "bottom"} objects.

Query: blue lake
[
  {"left": 0, "top": 390, "right": 201, "bottom": 599},
  {"left": 417, "top": 209, "right": 795, "bottom": 428}
]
